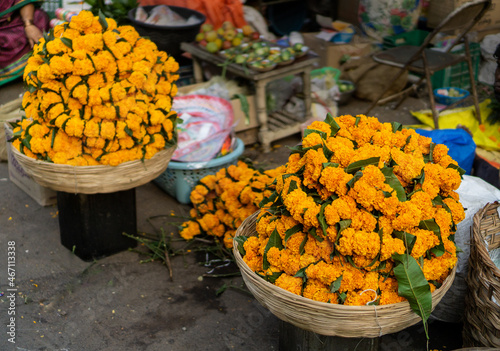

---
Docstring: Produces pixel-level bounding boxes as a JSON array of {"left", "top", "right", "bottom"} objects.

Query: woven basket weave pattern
[
  {"left": 463, "top": 202, "right": 500, "bottom": 347},
  {"left": 233, "top": 211, "right": 456, "bottom": 338},
  {"left": 11, "top": 146, "right": 175, "bottom": 194}
]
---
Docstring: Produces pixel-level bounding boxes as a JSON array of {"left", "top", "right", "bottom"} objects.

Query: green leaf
[
  {"left": 424, "top": 143, "right": 435, "bottom": 163},
  {"left": 392, "top": 253, "right": 432, "bottom": 339},
  {"left": 304, "top": 128, "right": 327, "bottom": 140},
  {"left": 264, "top": 272, "right": 283, "bottom": 284},
  {"left": 263, "top": 228, "right": 284, "bottom": 270},
  {"left": 299, "top": 233, "right": 308, "bottom": 255},
  {"left": 346, "top": 170, "right": 363, "bottom": 189},
  {"left": 381, "top": 166, "right": 407, "bottom": 201},
  {"left": 393, "top": 231, "right": 416, "bottom": 255},
  {"left": 338, "top": 291, "right": 347, "bottom": 304},
  {"left": 308, "top": 227, "right": 324, "bottom": 242},
  {"left": 60, "top": 37, "right": 73, "bottom": 50},
  {"left": 346, "top": 157, "right": 380, "bottom": 174},
  {"left": 259, "top": 191, "right": 278, "bottom": 208},
  {"left": 22, "top": 134, "right": 32, "bottom": 150},
  {"left": 50, "top": 128, "right": 57, "bottom": 148},
  {"left": 325, "top": 113, "right": 340, "bottom": 136},
  {"left": 234, "top": 236, "right": 248, "bottom": 256},
  {"left": 354, "top": 116, "right": 361, "bottom": 127},
  {"left": 318, "top": 202, "right": 329, "bottom": 238},
  {"left": 330, "top": 275, "right": 343, "bottom": 293},
  {"left": 288, "top": 179, "right": 298, "bottom": 194},
  {"left": 322, "top": 141, "right": 333, "bottom": 160},
  {"left": 419, "top": 219, "right": 445, "bottom": 257},
  {"left": 216, "top": 283, "right": 227, "bottom": 297},
  {"left": 284, "top": 224, "right": 302, "bottom": 244},
  {"left": 392, "top": 122, "right": 402, "bottom": 133},
  {"left": 322, "top": 162, "right": 339, "bottom": 169},
  {"left": 124, "top": 126, "right": 133, "bottom": 137},
  {"left": 447, "top": 163, "right": 466, "bottom": 177}
]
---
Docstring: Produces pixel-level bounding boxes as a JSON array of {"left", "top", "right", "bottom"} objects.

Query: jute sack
[{"left": 0, "top": 98, "right": 23, "bottom": 161}]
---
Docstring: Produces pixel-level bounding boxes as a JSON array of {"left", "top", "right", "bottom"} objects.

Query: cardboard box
[
  {"left": 302, "top": 32, "right": 373, "bottom": 69},
  {"left": 428, "top": 0, "right": 500, "bottom": 32},
  {"left": 177, "top": 83, "right": 258, "bottom": 133},
  {"left": 4, "top": 122, "right": 57, "bottom": 207}
]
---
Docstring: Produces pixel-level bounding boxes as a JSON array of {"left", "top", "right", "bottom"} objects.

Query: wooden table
[{"left": 181, "top": 42, "right": 320, "bottom": 152}]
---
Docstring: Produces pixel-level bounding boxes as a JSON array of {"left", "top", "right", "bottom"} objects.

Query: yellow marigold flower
[
  {"left": 303, "top": 279, "right": 337, "bottom": 303},
  {"left": 325, "top": 135, "right": 355, "bottom": 167},
  {"left": 69, "top": 10, "right": 94, "bottom": 31},
  {"left": 391, "top": 148, "right": 425, "bottom": 184},
  {"left": 64, "top": 116, "right": 85, "bottom": 138},
  {"left": 73, "top": 58, "right": 95, "bottom": 76},
  {"left": 302, "top": 132, "right": 323, "bottom": 148},
  {"left": 49, "top": 54, "right": 74, "bottom": 75},
  {"left": 275, "top": 274, "right": 303, "bottom": 296}
]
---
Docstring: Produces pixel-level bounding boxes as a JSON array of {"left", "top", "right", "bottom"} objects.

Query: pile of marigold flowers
[
  {"left": 239, "top": 114, "right": 465, "bottom": 308},
  {"left": 11, "top": 10, "right": 179, "bottom": 166},
  {"left": 179, "top": 160, "right": 284, "bottom": 249}
]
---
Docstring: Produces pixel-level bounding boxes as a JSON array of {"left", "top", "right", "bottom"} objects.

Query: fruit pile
[
  {"left": 196, "top": 21, "right": 260, "bottom": 53},
  {"left": 220, "top": 41, "right": 308, "bottom": 71}
]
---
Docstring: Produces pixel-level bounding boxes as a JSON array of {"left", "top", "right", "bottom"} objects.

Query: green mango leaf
[
  {"left": 424, "top": 143, "right": 436, "bottom": 163},
  {"left": 264, "top": 272, "right": 283, "bottom": 284},
  {"left": 318, "top": 202, "right": 330, "bottom": 238},
  {"left": 322, "top": 162, "right": 339, "bottom": 169},
  {"left": 259, "top": 191, "right": 278, "bottom": 208},
  {"left": 392, "top": 253, "right": 432, "bottom": 339},
  {"left": 325, "top": 113, "right": 340, "bottom": 136},
  {"left": 322, "top": 141, "right": 333, "bottom": 160},
  {"left": 338, "top": 291, "right": 347, "bottom": 304},
  {"left": 50, "top": 128, "right": 57, "bottom": 148},
  {"left": 308, "top": 227, "right": 324, "bottom": 242},
  {"left": 447, "top": 163, "right": 466, "bottom": 177},
  {"left": 393, "top": 231, "right": 416, "bottom": 255},
  {"left": 354, "top": 116, "right": 361, "bottom": 127},
  {"left": 299, "top": 233, "right": 308, "bottom": 255},
  {"left": 263, "top": 228, "right": 284, "bottom": 270},
  {"left": 381, "top": 166, "right": 407, "bottom": 201},
  {"left": 288, "top": 179, "right": 298, "bottom": 194},
  {"left": 392, "top": 121, "right": 402, "bottom": 133},
  {"left": 234, "top": 236, "right": 248, "bottom": 256},
  {"left": 346, "top": 157, "right": 380, "bottom": 174},
  {"left": 419, "top": 219, "right": 445, "bottom": 257},
  {"left": 22, "top": 134, "right": 32, "bottom": 150},
  {"left": 284, "top": 224, "right": 302, "bottom": 244},
  {"left": 330, "top": 275, "right": 343, "bottom": 293},
  {"left": 60, "top": 37, "right": 73, "bottom": 50},
  {"left": 336, "top": 219, "right": 351, "bottom": 242},
  {"left": 346, "top": 170, "right": 363, "bottom": 189},
  {"left": 304, "top": 128, "right": 327, "bottom": 140}
]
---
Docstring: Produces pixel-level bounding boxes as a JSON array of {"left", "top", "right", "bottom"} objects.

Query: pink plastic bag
[{"left": 172, "top": 95, "right": 234, "bottom": 162}]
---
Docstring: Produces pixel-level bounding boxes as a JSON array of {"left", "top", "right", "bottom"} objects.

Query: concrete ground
[{"left": 0, "top": 77, "right": 473, "bottom": 351}]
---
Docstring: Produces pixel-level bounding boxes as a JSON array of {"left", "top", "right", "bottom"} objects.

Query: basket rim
[
  {"left": 11, "top": 144, "right": 176, "bottom": 194},
  {"left": 167, "top": 138, "right": 244, "bottom": 170},
  {"left": 233, "top": 211, "right": 456, "bottom": 312}
]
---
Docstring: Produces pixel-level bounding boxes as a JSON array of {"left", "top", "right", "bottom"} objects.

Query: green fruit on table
[{"left": 206, "top": 42, "right": 219, "bottom": 53}]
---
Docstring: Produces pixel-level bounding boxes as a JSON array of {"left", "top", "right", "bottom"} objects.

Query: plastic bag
[
  {"left": 144, "top": 5, "right": 185, "bottom": 26},
  {"left": 415, "top": 128, "right": 476, "bottom": 174},
  {"left": 172, "top": 95, "right": 234, "bottom": 162}
]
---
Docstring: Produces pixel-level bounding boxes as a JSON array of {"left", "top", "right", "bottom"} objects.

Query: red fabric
[{"left": 138, "top": 0, "right": 247, "bottom": 28}]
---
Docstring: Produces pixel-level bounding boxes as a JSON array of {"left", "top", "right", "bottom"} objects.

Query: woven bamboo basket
[
  {"left": 11, "top": 145, "right": 176, "bottom": 194},
  {"left": 233, "top": 211, "right": 456, "bottom": 338},
  {"left": 463, "top": 202, "right": 500, "bottom": 347}
]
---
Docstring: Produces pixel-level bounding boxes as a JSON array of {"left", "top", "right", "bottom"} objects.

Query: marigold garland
[
  {"left": 239, "top": 115, "right": 464, "bottom": 308},
  {"left": 179, "top": 161, "right": 284, "bottom": 249},
  {"left": 11, "top": 10, "right": 179, "bottom": 166}
]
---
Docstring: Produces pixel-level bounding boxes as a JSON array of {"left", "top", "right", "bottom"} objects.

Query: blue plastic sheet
[{"left": 415, "top": 128, "right": 476, "bottom": 175}]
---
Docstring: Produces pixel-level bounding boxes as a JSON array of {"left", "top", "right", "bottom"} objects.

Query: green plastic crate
[
  {"left": 430, "top": 42, "right": 480, "bottom": 90},
  {"left": 41, "top": 0, "right": 63, "bottom": 19},
  {"left": 382, "top": 30, "right": 430, "bottom": 50}
]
